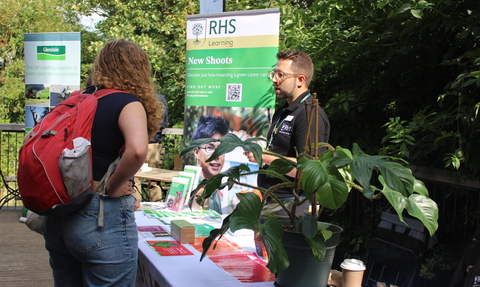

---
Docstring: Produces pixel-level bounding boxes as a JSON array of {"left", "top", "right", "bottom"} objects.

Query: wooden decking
[{"left": 0, "top": 209, "right": 53, "bottom": 287}]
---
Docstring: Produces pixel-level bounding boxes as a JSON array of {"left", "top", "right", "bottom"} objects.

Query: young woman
[{"left": 43, "top": 39, "right": 163, "bottom": 287}]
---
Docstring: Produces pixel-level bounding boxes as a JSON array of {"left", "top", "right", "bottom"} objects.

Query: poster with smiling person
[{"left": 184, "top": 9, "right": 279, "bottom": 214}]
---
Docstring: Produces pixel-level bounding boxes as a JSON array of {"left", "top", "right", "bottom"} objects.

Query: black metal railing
[{"left": 0, "top": 124, "right": 24, "bottom": 209}]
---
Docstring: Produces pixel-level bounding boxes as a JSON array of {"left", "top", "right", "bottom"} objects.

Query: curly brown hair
[{"left": 91, "top": 39, "right": 163, "bottom": 139}]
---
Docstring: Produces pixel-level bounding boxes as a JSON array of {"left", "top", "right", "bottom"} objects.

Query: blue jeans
[{"left": 43, "top": 194, "right": 138, "bottom": 287}]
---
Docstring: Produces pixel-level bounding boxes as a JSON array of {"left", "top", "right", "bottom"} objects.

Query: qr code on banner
[{"left": 226, "top": 84, "right": 242, "bottom": 102}]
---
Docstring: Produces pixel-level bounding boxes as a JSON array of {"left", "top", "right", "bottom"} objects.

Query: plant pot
[{"left": 275, "top": 222, "right": 343, "bottom": 287}]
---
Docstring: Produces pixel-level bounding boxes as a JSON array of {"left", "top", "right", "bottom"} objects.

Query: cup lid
[{"left": 340, "top": 259, "right": 366, "bottom": 271}]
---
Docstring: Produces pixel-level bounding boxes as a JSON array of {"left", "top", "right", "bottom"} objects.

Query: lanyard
[
  {"left": 267, "top": 93, "right": 311, "bottom": 149},
  {"left": 267, "top": 113, "right": 286, "bottom": 148}
]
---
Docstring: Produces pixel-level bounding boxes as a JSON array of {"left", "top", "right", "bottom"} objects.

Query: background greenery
[
  {"left": 1, "top": 0, "right": 478, "bottom": 180},
  {"left": 1, "top": 0, "right": 478, "bottom": 282}
]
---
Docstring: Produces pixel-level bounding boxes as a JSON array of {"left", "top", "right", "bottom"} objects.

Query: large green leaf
[
  {"left": 379, "top": 176, "right": 407, "bottom": 222},
  {"left": 209, "top": 134, "right": 266, "bottom": 164},
  {"left": 194, "top": 165, "right": 251, "bottom": 205},
  {"left": 222, "top": 164, "right": 250, "bottom": 179},
  {"left": 376, "top": 161, "right": 415, "bottom": 197},
  {"left": 207, "top": 133, "right": 243, "bottom": 161},
  {"left": 350, "top": 143, "right": 415, "bottom": 198},
  {"left": 259, "top": 217, "right": 289, "bottom": 276},
  {"left": 349, "top": 144, "right": 374, "bottom": 196},
  {"left": 413, "top": 179, "right": 429, "bottom": 196},
  {"left": 330, "top": 147, "right": 355, "bottom": 189},
  {"left": 229, "top": 192, "right": 263, "bottom": 231},
  {"left": 199, "top": 214, "right": 232, "bottom": 261},
  {"left": 298, "top": 157, "right": 348, "bottom": 209},
  {"left": 330, "top": 147, "right": 353, "bottom": 166},
  {"left": 406, "top": 194, "right": 439, "bottom": 236},
  {"left": 243, "top": 137, "right": 267, "bottom": 166},
  {"left": 201, "top": 174, "right": 227, "bottom": 201},
  {"left": 268, "top": 157, "right": 295, "bottom": 176},
  {"left": 181, "top": 134, "right": 265, "bottom": 164}
]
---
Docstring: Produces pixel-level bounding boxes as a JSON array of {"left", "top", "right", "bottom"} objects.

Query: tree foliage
[
  {"left": 69, "top": 0, "right": 198, "bottom": 125},
  {"left": 274, "top": 0, "right": 480, "bottom": 179},
  {"left": 1, "top": 0, "right": 478, "bottom": 178},
  {"left": 0, "top": 0, "right": 80, "bottom": 123}
]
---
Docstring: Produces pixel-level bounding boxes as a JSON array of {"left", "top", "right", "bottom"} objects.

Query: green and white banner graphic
[
  {"left": 24, "top": 32, "right": 81, "bottom": 130},
  {"left": 185, "top": 9, "right": 279, "bottom": 108},
  {"left": 184, "top": 9, "right": 279, "bottom": 214},
  {"left": 36, "top": 45, "right": 67, "bottom": 60}
]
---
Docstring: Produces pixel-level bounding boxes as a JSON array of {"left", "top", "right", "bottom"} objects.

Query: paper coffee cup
[{"left": 341, "top": 259, "right": 366, "bottom": 287}]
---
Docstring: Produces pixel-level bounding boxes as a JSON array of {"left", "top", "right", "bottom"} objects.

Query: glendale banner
[
  {"left": 24, "top": 32, "right": 81, "bottom": 131},
  {"left": 184, "top": 9, "right": 279, "bottom": 214}
]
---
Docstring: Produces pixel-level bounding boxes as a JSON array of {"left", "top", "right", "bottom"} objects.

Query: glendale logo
[{"left": 37, "top": 46, "right": 66, "bottom": 60}]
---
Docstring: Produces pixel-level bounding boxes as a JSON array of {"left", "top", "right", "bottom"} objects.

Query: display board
[
  {"left": 184, "top": 9, "right": 279, "bottom": 214},
  {"left": 24, "top": 32, "right": 81, "bottom": 131}
]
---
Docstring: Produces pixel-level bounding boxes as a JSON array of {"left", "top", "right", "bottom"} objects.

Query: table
[
  {"left": 135, "top": 168, "right": 180, "bottom": 183},
  {"left": 134, "top": 168, "right": 181, "bottom": 199},
  {"left": 134, "top": 210, "right": 275, "bottom": 287}
]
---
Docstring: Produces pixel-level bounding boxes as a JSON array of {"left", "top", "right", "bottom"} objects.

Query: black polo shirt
[{"left": 257, "top": 90, "right": 330, "bottom": 198}]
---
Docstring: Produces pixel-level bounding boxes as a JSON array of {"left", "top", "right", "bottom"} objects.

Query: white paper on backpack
[
  {"left": 59, "top": 137, "right": 92, "bottom": 198},
  {"left": 61, "top": 137, "right": 91, "bottom": 157}
]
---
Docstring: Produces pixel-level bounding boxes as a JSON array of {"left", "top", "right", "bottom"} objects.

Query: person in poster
[
  {"left": 190, "top": 115, "right": 229, "bottom": 214},
  {"left": 183, "top": 106, "right": 269, "bottom": 214}
]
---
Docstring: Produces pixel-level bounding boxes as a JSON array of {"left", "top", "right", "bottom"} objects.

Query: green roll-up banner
[{"left": 184, "top": 9, "right": 279, "bottom": 214}]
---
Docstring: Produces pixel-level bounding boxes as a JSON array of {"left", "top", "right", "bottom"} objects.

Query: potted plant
[{"left": 180, "top": 129, "right": 439, "bottom": 287}]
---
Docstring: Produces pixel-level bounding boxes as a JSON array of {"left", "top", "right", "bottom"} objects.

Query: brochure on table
[{"left": 164, "top": 177, "right": 190, "bottom": 212}]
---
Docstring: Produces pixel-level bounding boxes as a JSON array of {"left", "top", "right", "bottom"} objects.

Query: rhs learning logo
[
  {"left": 37, "top": 46, "right": 66, "bottom": 60},
  {"left": 191, "top": 19, "right": 207, "bottom": 47}
]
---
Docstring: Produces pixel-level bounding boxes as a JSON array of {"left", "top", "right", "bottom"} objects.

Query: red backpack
[{"left": 17, "top": 88, "right": 122, "bottom": 216}]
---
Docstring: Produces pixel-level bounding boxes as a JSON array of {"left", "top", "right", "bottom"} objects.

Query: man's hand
[{"left": 243, "top": 151, "right": 257, "bottom": 163}]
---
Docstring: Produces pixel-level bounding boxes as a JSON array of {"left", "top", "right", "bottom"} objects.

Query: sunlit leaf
[
  {"left": 406, "top": 194, "right": 439, "bottom": 236},
  {"left": 298, "top": 157, "right": 348, "bottom": 209},
  {"left": 411, "top": 9, "right": 423, "bottom": 19}
]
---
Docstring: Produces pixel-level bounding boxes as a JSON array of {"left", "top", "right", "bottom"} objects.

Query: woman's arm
[{"left": 105, "top": 101, "right": 149, "bottom": 198}]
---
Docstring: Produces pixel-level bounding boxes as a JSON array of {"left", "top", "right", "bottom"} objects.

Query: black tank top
[{"left": 89, "top": 87, "right": 140, "bottom": 180}]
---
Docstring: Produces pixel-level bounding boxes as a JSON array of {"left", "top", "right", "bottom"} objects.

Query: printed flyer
[
  {"left": 209, "top": 253, "right": 275, "bottom": 283},
  {"left": 137, "top": 226, "right": 170, "bottom": 238},
  {"left": 146, "top": 240, "right": 194, "bottom": 256}
]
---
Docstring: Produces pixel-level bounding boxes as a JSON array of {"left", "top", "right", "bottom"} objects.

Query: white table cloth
[{"left": 135, "top": 210, "right": 275, "bottom": 287}]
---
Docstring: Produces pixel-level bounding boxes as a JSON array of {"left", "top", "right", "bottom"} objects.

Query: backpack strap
[
  {"left": 85, "top": 87, "right": 127, "bottom": 99},
  {"left": 94, "top": 153, "right": 122, "bottom": 227}
]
